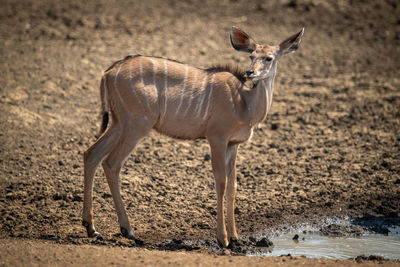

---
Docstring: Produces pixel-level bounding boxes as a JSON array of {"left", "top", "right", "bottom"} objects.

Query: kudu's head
[{"left": 230, "top": 26, "right": 304, "bottom": 81}]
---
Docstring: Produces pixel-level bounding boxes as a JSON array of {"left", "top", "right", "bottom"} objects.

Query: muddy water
[{"left": 263, "top": 225, "right": 400, "bottom": 260}]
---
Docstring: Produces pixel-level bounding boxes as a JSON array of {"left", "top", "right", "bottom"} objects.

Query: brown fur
[{"left": 205, "top": 64, "right": 247, "bottom": 84}]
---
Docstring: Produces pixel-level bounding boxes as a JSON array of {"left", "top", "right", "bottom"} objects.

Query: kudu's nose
[{"left": 245, "top": 70, "right": 254, "bottom": 77}]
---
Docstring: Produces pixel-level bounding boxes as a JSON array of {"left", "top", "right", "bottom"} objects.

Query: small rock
[
  {"left": 221, "top": 248, "right": 231, "bottom": 255},
  {"left": 292, "top": 234, "right": 299, "bottom": 240},
  {"left": 134, "top": 238, "right": 144, "bottom": 246},
  {"left": 72, "top": 195, "right": 82, "bottom": 202},
  {"left": 270, "top": 123, "right": 279, "bottom": 130},
  {"left": 102, "top": 193, "right": 112, "bottom": 199},
  {"left": 53, "top": 193, "right": 64, "bottom": 201},
  {"left": 381, "top": 160, "right": 389, "bottom": 168},
  {"left": 255, "top": 237, "right": 273, "bottom": 247}
]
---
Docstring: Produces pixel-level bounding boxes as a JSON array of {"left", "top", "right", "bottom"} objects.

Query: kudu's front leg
[
  {"left": 226, "top": 143, "right": 239, "bottom": 243},
  {"left": 209, "top": 137, "right": 229, "bottom": 247}
]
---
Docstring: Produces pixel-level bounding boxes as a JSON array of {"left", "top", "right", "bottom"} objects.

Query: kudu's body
[{"left": 83, "top": 26, "right": 303, "bottom": 247}]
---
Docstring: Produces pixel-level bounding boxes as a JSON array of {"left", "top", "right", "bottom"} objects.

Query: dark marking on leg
[
  {"left": 82, "top": 220, "right": 100, "bottom": 238},
  {"left": 120, "top": 226, "right": 134, "bottom": 239}
]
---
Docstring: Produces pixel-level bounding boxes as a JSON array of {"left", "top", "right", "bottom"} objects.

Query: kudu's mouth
[
  {"left": 244, "top": 70, "right": 256, "bottom": 78},
  {"left": 245, "top": 69, "right": 273, "bottom": 82}
]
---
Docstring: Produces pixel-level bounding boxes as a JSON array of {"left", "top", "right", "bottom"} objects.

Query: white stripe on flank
[
  {"left": 160, "top": 58, "right": 169, "bottom": 121},
  {"left": 183, "top": 70, "right": 199, "bottom": 115},
  {"left": 202, "top": 73, "right": 215, "bottom": 120},
  {"left": 175, "top": 64, "right": 189, "bottom": 115},
  {"left": 139, "top": 59, "right": 144, "bottom": 85},
  {"left": 114, "top": 61, "right": 124, "bottom": 89},
  {"left": 150, "top": 58, "right": 158, "bottom": 98},
  {"left": 194, "top": 74, "right": 208, "bottom": 117},
  {"left": 129, "top": 66, "right": 141, "bottom": 104},
  {"left": 138, "top": 58, "right": 150, "bottom": 108}
]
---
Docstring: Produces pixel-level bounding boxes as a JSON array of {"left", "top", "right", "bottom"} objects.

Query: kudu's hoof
[
  {"left": 120, "top": 227, "right": 134, "bottom": 239},
  {"left": 217, "top": 238, "right": 229, "bottom": 248},
  {"left": 82, "top": 221, "right": 100, "bottom": 238},
  {"left": 227, "top": 237, "right": 241, "bottom": 249}
]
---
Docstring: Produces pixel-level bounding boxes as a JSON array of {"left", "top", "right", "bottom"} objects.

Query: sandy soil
[
  {"left": 0, "top": 0, "right": 399, "bottom": 265},
  {"left": 3, "top": 238, "right": 400, "bottom": 267}
]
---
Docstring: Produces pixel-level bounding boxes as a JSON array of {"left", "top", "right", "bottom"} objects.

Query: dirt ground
[{"left": 0, "top": 0, "right": 399, "bottom": 265}]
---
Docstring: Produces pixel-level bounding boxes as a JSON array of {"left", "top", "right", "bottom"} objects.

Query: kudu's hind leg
[
  {"left": 226, "top": 143, "right": 239, "bottom": 243},
  {"left": 83, "top": 125, "right": 120, "bottom": 237},
  {"left": 102, "top": 117, "right": 152, "bottom": 239}
]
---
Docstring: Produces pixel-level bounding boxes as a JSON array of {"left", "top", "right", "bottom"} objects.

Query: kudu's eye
[
  {"left": 265, "top": 56, "right": 273, "bottom": 61},
  {"left": 249, "top": 55, "right": 255, "bottom": 60}
]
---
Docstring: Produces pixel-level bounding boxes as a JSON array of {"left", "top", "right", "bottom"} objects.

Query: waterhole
[{"left": 262, "top": 217, "right": 400, "bottom": 260}]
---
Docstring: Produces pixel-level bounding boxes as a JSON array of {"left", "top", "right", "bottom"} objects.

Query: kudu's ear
[
  {"left": 278, "top": 28, "right": 304, "bottom": 57},
  {"left": 230, "top": 26, "right": 257, "bottom": 53}
]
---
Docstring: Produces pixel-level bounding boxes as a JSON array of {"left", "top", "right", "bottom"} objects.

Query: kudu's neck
[{"left": 239, "top": 63, "right": 277, "bottom": 125}]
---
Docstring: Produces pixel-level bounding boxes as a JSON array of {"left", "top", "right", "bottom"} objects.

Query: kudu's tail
[{"left": 97, "top": 75, "right": 110, "bottom": 138}]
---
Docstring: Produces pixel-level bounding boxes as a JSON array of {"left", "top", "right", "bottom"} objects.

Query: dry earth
[{"left": 0, "top": 0, "right": 399, "bottom": 265}]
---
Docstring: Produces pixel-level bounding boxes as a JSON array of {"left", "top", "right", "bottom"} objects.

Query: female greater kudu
[{"left": 82, "top": 26, "right": 303, "bottom": 247}]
